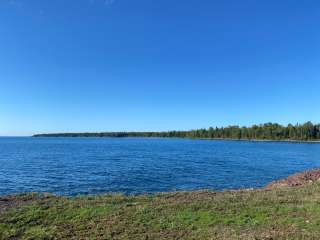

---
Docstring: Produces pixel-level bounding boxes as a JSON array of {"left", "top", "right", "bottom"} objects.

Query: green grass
[{"left": 2, "top": 184, "right": 320, "bottom": 239}]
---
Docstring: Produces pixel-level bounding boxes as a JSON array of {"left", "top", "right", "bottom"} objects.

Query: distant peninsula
[{"left": 33, "top": 122, "right": 320, "bottom": 141}]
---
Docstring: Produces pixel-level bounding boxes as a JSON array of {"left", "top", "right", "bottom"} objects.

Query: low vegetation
[
  {"left": 34, "top": 121, "right": 320, "bottom": 141},
  {"left": 2, "top": 180, "right": 320, "bottom": 239}
]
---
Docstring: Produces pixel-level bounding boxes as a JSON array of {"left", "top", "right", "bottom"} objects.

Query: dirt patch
[
  {"left": 0, "top": 194, "right": 39, "bottom": 214},
  {"left": 265, "top": 169, "right": 320, "bottom": 189}
]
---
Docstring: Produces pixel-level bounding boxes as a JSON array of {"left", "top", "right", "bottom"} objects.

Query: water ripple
[{"left": 0, "top": 137, "right": 320, "bottom": 196}]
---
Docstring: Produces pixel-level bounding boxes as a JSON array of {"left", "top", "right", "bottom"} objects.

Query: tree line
[{"left": 33, "top": 122, "right": 320, "bottom": 141}]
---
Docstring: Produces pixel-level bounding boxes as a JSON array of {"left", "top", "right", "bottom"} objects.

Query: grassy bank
[{"left": 2, "top": 183, "right": 320, "bottom": 239}]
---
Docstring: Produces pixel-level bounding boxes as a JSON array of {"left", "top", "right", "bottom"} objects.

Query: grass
[{"left": 2, "top": 184, "right": 320, "bottom": 239}]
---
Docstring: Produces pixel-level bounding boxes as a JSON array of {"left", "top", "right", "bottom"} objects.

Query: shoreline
[
  {"left": 197, "top": 137, "right": 320, "bottom": 144},
  {"left": 2, "top": 169, "right": 320, "bottom": 239},
  {"left": 1, "top": 169, "right": 320, "bottom": 198},
  {"left": 31, "top": 135, "right": 320, "bottom": 144}
]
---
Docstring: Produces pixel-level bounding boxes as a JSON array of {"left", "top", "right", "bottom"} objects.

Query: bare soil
[{"left": 0, "top": 193, "right": 45, "bottom": 214}]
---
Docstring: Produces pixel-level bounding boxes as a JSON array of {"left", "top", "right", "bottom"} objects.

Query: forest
[{"left": 34, "top": 122, "right": 320, "bottom": 141}]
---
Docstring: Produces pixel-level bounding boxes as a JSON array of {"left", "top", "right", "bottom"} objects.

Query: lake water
[{"left": 0, "top": 137, "right": 320, "bottom": 196}]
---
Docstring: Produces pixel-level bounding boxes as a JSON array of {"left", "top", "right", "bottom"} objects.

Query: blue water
[{"left": 0, "top": 137, "right": 320, "bottom": 196}]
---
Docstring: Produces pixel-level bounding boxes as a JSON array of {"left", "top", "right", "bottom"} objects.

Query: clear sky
[{"left": 0, "top": 0, "right": 319, "bottom": 136}]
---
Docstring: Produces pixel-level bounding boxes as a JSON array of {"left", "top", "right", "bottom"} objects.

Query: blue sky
[{"left": 0, "top": 0, "right": 319, "bottom": 136}]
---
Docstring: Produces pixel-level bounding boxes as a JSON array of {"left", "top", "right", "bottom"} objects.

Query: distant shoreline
[
  {"left": 32, "top": 135, "right": 320, "bottom": 143},
  {"left": 32, "top": 122, "right": 320, "bottom": 142},
  {"left": 199, "top": 137, "right": 320, "bottom": 144}
]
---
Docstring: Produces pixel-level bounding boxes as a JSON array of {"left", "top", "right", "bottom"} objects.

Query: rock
[{"left": 265, "top": 169, "right": 320, "bottom": 189}]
